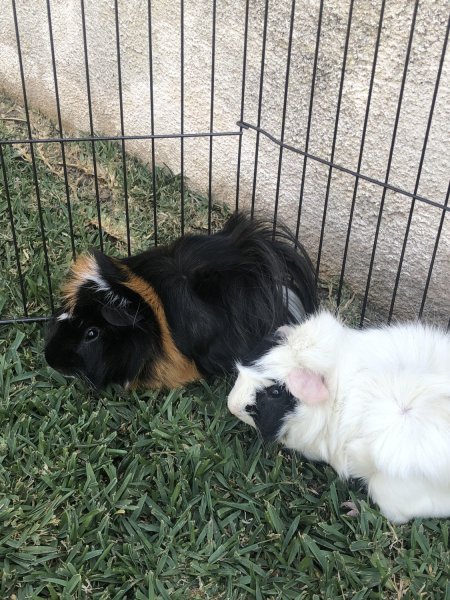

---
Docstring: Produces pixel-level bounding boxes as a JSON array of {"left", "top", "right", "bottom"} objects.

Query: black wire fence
[{"left": 0, "top": 0, "right": 449, "bottom": 328}]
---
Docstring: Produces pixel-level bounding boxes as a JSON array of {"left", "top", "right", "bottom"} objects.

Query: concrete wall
[{"left": 1, "top": 0, "right": 449, "bottom": 324}]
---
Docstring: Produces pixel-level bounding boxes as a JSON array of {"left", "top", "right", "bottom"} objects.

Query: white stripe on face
[{"left": 57, "top": 312, "right": 71, "bottom": 322}]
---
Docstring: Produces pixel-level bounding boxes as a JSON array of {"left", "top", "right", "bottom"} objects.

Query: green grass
[
  {"left": 1, "top": 97, "right": 449, "bottom": 598},
  {"left": 2, "top": 326, "right": 450, "bottom": 599}
]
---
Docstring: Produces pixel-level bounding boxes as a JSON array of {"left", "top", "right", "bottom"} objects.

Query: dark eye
[
  {"left": 84, "top": 327, "right": 99, "bottom": 342},
  {"left": 269, "top": 386, "right": 281, "bottom": 398}
]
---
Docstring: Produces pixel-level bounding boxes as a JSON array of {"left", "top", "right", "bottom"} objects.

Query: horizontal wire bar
[
  {"left": 5, "top": 118, "right": 442, "bottom": 213},
  {"left": 0, "top": 130, "right": 243, "bottom": 145},
  {"left": 237, "top": 120, "right": 450, "bottom": 213},
  {"left": 0, "top": 316, "right": 50, "bottom": 325}
]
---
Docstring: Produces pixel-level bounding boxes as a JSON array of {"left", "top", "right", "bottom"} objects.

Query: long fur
[
  {"left": 44, "top": 212, "right": 318, "bottom": 390},
  {"left": 228, "top": 310, "right": 450, "bottom": 523}
]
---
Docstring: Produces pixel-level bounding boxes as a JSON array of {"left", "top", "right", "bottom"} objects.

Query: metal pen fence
[{"left": 0, "top": 0, "right": 449, "bottom": 328}]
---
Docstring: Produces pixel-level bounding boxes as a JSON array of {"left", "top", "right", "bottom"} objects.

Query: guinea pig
[
  {"left": 44, "top": 212, "right": 318, "bottom": 390},
  {"left": 228, "top": 310, "right": 450, "bottom": 524}
]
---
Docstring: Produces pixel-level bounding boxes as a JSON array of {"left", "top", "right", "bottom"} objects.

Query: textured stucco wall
[{"left": 1, "top": 0, "right": 449, "bottom": 324}]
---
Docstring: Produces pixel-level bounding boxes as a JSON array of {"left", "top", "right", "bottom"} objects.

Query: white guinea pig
[{"left": 227, "top": 310, "right": 450, "bottom": 524}]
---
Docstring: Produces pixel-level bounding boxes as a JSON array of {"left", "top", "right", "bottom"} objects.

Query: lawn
[{"left": 1, "top": 97, "right": 449, "bottom": 599}]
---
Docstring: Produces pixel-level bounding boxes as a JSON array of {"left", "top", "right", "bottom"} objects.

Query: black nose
[
  {"left": 44, "top": 338, "right": 79, "bottom": 376},
  {"left": 44, "top": 344, "right": 66, "bottom": 372}
]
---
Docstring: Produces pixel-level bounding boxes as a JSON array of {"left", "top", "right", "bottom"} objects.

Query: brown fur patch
[
  {"left": 120, "top": 266, "right": 201, "bottom": 389},
  {"left": 61, "top": 254, "right": 98, "bottom": 313}
]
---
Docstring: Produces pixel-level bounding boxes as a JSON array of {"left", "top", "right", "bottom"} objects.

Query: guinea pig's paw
[{"left": 341, "top": 500, "right": 359, "bottom": 518}]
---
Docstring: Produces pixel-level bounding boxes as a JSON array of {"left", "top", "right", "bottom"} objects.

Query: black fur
[
  {"left": 240, "top": 331, "right": 284, "bottom": 368},
  {"left": 44, "top": 212, "right": 318, "bottom": 389},
  {"left": 247, "top": 385, "right": 297, "bottom": 442}
]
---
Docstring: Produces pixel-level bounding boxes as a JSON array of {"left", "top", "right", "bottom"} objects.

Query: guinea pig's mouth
[
  {"left": 245, "top": 403, "right": 258, "bottom": 418},
  {"left": 57, "top": 367, "right": 77, "bottom": 377},
  {"left": 59, "top": 369, "right": 104, "bottom": 392},
  {"left": 48, "top": 363, "right": 80, "bottom": 381},
  {"left": 45, "top": 353, "right": 96, "bottom": 387}
]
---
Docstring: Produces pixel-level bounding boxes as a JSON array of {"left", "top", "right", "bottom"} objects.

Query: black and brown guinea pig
[{"left": 44, "top": 212, "right": 318, "bottom": 390}]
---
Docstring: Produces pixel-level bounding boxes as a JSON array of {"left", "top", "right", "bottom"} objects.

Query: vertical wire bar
[
  {"left": 360, "top": 0, "right": 419, "bottom": 326},
  {"left": 388, "top": 15, "right": 449, "bottom": 322},
  {"left": 272, "top": 0, "right": 296, "bottom": 237},
  {"left": 11, "top": 0, "right": 54, "bottom": 313},
  {"left": 235, "top": 0, "right": 250, "bottom": 212},
  {"left": 295, "top": 0, "right": 324, "bottom": 244},
  {"left": 337, "top": 0, "right": 386, "bottom": 307},
  {"left": 250, "top": 0, "right": 270, "bottom": 218},
  {"left": 80, "top": 0, "right": 104, "bottom": 252},
  {"left": 147, "top": 0, "right": 158, "bottom": 246},
  {"left": 419, "top": 180, "right": 450, "bottom": 319},
  {"left": 114, "top": 0, "right": 131, "bottom": 255},
  {"left": 46, "top": 0, "right": 76, "bottom": 261},
  {"left": 180, "top": 0, "right": 185, "bottom": 235},
  {"left": 315, "top": 0, "right": 354, "bottom": 279},
  {"left": 0, "top": 144, "right": 28, "bottom": 316},
  {"left": 207, "top": 0, "right": 216, "bottom": 234}
]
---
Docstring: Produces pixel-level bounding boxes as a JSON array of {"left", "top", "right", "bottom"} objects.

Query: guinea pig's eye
[
  {"left": 269, "top": 386, "right": 282, "bottom": 398},
  {"left": 84, "top": 327, "right": 99, "bottom": 342}
]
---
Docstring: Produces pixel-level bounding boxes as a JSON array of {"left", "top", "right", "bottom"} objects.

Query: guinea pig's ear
[
  {"left": 285, "top": 368, "right": 329, "bottom": 405},
  {"left": 101, "top": 305, "right": 145, "bottom": 327},
  {"left": 91, "top": 248, "right": 125, "bottom": 282}
]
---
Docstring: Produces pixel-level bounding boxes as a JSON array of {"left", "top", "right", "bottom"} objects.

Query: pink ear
[{"left": 286, "top": 368, "right": 329, "bottom": 404}]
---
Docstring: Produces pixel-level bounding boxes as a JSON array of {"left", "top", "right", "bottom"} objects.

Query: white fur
[
  {"left": 228, "top": 310, "right": 450, "bottom": 523},
  {"left": 82, "top": 260, "right": 129, "bottom": 308},
  {"left": 57, "top": 312, "right": 71, "bottom": 322}
]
